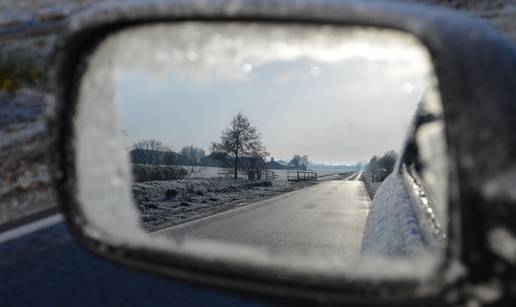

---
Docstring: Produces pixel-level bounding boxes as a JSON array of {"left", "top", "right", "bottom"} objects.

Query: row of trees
[
  {"left": 179, "top": 146, "right": 206, "bottom": 172},
  {"left": 130, "top": 140, "right": 205, "bottom": 170},
  {"left": 129, "top": 112, "right": 269, "bottom": 179},
  {"left": 366, "top": 150, "right": 398, "bottom": 180},
  {"left": 130, "top": 139, "right": 174, "bottom": 166}
]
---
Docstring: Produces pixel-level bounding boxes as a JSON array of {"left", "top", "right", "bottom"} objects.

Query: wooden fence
[
  {"left": 218, "top": 168, "right": 278, "bottom": 181},
  {"left": 287, "top": 171, "right": 318, "bottom": 181}
]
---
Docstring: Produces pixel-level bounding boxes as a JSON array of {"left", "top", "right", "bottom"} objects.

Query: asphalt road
[
  {"left": 0, "top": 221, "right": 267, "bottom": 307},
  {"left": 157, "top": 173, "right": 370, "bottom": 256}
]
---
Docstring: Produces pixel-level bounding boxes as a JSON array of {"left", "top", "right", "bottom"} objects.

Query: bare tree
[
  {"left": 130, "top": 139, "right": 166, "bottom": 165},
  {"left": 179, "top": 146, "right": 206, "bottom": 173},
  {"left": 212, "top": 111, "right": 268, "bottom": 179}
]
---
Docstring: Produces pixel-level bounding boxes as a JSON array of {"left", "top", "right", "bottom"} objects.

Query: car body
[{"left": 2, "top": 0, "right": 516, "bottom": 306}]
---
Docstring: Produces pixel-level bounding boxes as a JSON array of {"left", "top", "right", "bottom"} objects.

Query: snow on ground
[
  {"left": 360, "top": 173, "right": 425, "bottom": 257},
  {"left": 133, "top": 177, "right": 317, "bottom": 232}
]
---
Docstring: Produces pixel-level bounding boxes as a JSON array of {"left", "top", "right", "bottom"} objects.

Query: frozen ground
[
  {"left": 0, "top": 90, "right": 55, "bottom": 226},
  {"left": 133, "top": 178, "right": 317, "bottom": 232}
]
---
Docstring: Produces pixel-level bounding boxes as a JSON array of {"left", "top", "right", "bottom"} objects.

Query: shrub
[
  {"left": 132, "top": 164, "right": 188, "bottom": 182},
  {"left": 0, "top": 58, "right": 44, "bottom": 93}
]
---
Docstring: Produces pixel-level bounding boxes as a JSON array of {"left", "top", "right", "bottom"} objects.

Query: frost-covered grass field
[
  {"left": 131, "top": 165, "right": 355, "bottom": 232},
  {"left": 133, "top": 176, "right": 318, "bottom": 232}
]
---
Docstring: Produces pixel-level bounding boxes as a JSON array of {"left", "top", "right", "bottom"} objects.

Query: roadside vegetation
[
  {"left": 360, "top": 172, "right": 382, "bottom": 200},
  {"left": 132, "top": 164, "right": 188, "bottom": 183},
  {"left": 366, "top": 151, "right": 398, "bottom": 182},
  {"left": 0, "top": 56, "right": 44, "bottom": 93},
  {"left": 361, "top": 151, "right": 399, "bottom": 199}
]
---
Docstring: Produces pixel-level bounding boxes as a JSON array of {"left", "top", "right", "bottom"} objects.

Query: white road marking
[{"left": 0, "top": 214, "right": 63, "bottom": 244}]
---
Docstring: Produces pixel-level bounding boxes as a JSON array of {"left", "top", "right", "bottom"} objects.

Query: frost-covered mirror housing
[
  {"left": 80, "top": 22, "right": 444, "bottom": 258},
  {"left": 48, "top": 1, "right": 516, "bottom": 305}
]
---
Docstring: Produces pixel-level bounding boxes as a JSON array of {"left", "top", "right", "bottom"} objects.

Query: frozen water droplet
[{"left": 241, "top": 63, "right": 253, "bottom": 73}]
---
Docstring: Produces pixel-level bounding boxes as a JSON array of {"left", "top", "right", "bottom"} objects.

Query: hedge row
[{"left": 132, "top": 164, "right": 188, "bottom": 182}]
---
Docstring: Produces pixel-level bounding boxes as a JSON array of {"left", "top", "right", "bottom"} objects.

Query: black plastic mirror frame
[{"left": 47, "top": 0, "right": 516, "bottom": 305}]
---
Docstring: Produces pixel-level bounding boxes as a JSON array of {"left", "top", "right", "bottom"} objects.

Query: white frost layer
[
  {"left": 75, "top": 31, "right": 148, "bottom": 244},
  {"left": 361, "top": 173, "right": 425, "bottom": 256}
]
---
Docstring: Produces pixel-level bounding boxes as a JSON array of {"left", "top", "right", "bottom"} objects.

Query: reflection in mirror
[{"left": 75, "top": 22, "right": 447, "bottom": 275}]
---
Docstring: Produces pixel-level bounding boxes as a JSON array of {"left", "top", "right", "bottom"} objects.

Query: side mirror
[{"left": 48, "top": 1, "right": 516, "bottom": 305}]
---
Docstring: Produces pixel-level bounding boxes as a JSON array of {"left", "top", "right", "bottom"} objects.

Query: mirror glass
[{"left": 75, "top": 22, "right": 447, "bottom": 277}]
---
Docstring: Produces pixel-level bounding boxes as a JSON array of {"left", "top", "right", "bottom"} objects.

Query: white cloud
[{"left": 90, "top": 22, "right": 438, "bottom": 164}]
